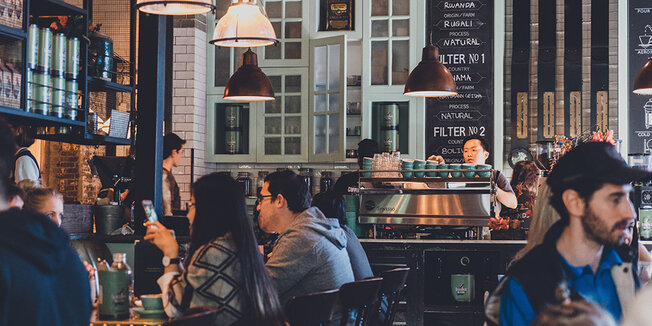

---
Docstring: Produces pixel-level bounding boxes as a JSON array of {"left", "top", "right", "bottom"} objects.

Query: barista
[
  {"left": 428, "top": 135, "right": 517, "bottom": 215},
  {"left": 334, "top": 139, "right": 379, "bottom": 195}
]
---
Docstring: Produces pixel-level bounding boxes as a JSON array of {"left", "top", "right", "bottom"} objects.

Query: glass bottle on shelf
[
  {"left": 257, "top": 171, "right": 269, "bottom": 196},
  {"left": 320, "top": 171, "right": 333, "bottom": 193},
  {"left": 236, "top": 172, "right": 253, "bottom": 197},
  {"left": 299, "top": 168, "right": 313, "bottom": 195}
]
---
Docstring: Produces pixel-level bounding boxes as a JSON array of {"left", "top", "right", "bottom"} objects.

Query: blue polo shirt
[{"left": 500, "top": 248, "right": 623, "bottom": 325}]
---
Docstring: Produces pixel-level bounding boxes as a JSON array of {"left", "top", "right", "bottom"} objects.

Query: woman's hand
[{"left": 144, "top": 221, "right": 179, "bottom": 258}]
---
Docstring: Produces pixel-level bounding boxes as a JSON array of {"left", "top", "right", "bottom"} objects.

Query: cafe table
[{"left": 90, "top": 309, "right": 168, "bottom": 326}]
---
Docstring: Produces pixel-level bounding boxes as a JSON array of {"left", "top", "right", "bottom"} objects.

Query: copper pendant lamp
[
  {"left": 634, "top": 57, "right": 652, "bottom": 95},
  {"left": 210, "top": 0, "right": 278, "bottom": 48},
  {"left": 135, "top": 0, "right": 215, "bottom": 15},
  {"left": 403, "top": 43, "right": 457, "bottom": 97},
  {"left": 224, "top": 48, "right": 275, "bottom": 101}
]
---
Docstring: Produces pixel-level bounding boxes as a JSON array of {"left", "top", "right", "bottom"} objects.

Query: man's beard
[{"left": 581, "top": 206, "right": 632, "bottom": 247}]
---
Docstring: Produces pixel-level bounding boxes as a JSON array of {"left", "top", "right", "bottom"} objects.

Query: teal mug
[
  {"left": 401, "top": 159, "right": 414, "bottom": 178},
  {"left": 436, "top": 164, "right": 449, "bottom": 177},
  {"left": 414, "top": 160, "right": 426, "bottom": 177},
  {"left": 426, "top": 161, "right": 438, "bottom": 177},
  {"left": 462, "top": 163, "right": 476, "bottom": 177},
  {"left": 450, "top": 164, "right": 462, "bottom": 177},
  {"left": 476, "top": 164, "right": 492, "bottom": 177},
  {"left": 451, "top": 273, "right": 475, "bottom": 303}
]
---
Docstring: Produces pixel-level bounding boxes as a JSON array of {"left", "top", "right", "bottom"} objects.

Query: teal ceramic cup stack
[
  {"left": 362, "top": 157, "right": 373, "bottom": 177},
  {"left": 436, "top": 163, "right": 449, "bottom": 177},
  {"left": 414, "top": 160, "right": 426, "bottom": 177},
  {"left": 462, "top": 163, "right": 476, "bottom": 177},
  {"left": 476, "top": 164, "right": 492, "bottom": 177},
  {"left": 401, "top": 159, "right": 414, "bottom": 178},
  {"left": 426, "top": 161, "right": 438, "bottom": 177},
  {"left": 450, "top": 164, "right": 462, "bottom": 177}
]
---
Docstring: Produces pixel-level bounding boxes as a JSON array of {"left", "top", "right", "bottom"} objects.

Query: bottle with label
[
  {"left": 98, "top": 253, "right": 132, "bottom": 320},
  {"left": 299, "top": 168, "right": 313, "bottom": 195},
  {"left": 257, "top": 171, "right": 269, "bottom": 196},
  {"left": 236, "top": 172, "right": 253, "bottom": 197},
  {"left": 320, "top": 171, "right": 333, "bottom": 193}
]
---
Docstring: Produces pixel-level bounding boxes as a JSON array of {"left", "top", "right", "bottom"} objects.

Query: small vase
[{"left": 88, "top": 31, "right": 114, "bottom": 81}]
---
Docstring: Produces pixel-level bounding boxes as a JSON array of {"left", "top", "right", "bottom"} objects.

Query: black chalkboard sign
[
  {"left": 426, "top": 0, "right": 494, "bottom": 164},
  {"left": 629, "top": 1, "right": 652, "bottom": 154}
]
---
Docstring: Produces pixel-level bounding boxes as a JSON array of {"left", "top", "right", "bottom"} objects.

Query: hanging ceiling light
[
  {"left": 225, "top": 48, "right": 275, "bottom": 101},
  {"left": 210, "top": 0, "right": 278, "bottom": 48},
  {"left": 135, "top": 0, "right": 215, "bottom": 15},
  {"left": 634, "top": 57, "right": 652, "bottom": 95},
  {"left": 404, "top": 43, "right": 457, "bottom": 97}
]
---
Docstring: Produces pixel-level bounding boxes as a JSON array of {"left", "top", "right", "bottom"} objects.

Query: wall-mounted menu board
[
  {"left": 426, "top": 0, "right": 494, "bottom": 164},
  {"left": 629, "top": 1, "right": 652, "bottom": 154}
]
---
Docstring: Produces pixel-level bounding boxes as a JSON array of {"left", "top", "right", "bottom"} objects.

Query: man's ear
[
  {"left": 483, "top": 151, "right": 490, "bottom": 161},
  {"left": 562, "top": 189, "right": 585, "bottom": 218},
  {"left": 275, "top": 193, "right": 286, "bottom": 208}
]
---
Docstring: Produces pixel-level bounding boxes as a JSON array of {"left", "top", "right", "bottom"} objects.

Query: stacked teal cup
[
  {"left": 450, "top": 164, "right": 462, "bottom": 177},
  {"left": 426, "top": 161, "right": 438, "bottom": 177},
  {"left": 362, "top": 157, "right": 373, "bottom": 177},
  {"left": 436, "top": 163, "right": 449, "bottom": 177},
  {"left": 401, "top": 159, "right": 414, "bottom": 178},
  {"left": 414, "top": 160, "right": 426, "bottom": 177},
  {"left": 477, "top": 164, "right": 492, "bottom": 177},
  {"left": 462, "top": 163, "right": 476, "bottom": 177}
]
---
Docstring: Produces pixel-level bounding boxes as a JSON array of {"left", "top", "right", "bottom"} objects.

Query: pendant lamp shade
[
  {"left": 634, "top": 57, "right": 652, "bottom": 95},
  {"left": 135, "top": 0, "right": 215, "bottom": 15},
  {"left": 225, "top": 49, "right": 275, "bottom": 101},
  {"left": 210, "top": 0, "right": 278, "bottom": 48},
  {"left": 404, "top": 44, "right": 457, "bottom": 97}
]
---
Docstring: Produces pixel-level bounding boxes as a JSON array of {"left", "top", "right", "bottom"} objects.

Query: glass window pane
[
  {"left": 271, "top": 22, "right": 282, "bottom": 39},
  {"left": 315, "top": 115, "right": 326, "bottom": 154},
  {"left": 372, "top": 0, "right": 388, "bottom": 16},
  {"left": 265, "top": 117, "right": 282, "bottom": 134},
  {"left": 285, "top": 22, "right": 302, "bottom": 39},
  {"left": 285, "top": 116, "right": 301, "bottom": 134},
  {"left": 232, "top": 47, "right": 247, "bottom": 72},
  {"left": 265, "top": 97, "right": 281, "bottom": 113},
  {"left": 329, "top": 93, "right": 339, "bottom": 112},
  {"left": 392, "top": 0, "right": 409, "bottom": 15},
  {"left": 314, "top": 45, "right": 327, "bottom": 91},
  {"left": 213, "top": 46, "right": 230, "bottom": 87},
  {"left": 265, "top": 137, "right": 281, "bottom": 155},
  {"left": 328, "top": 44, "right": 340, "bottom": 90},
  {"left": 371, "top": 20, "right": 388, "bottom": 37},
  {"left": 266, "top": 1, "right": 282, "bottom": 18},
  {"left": 392, "top": 19, "right": 409, "bottom": 37},
  {"left": 285, "top": 42, "right": 301, "bottom": 59},
  {"left": 392, "top": 40, "right": 409, "bottom": 85},
  {"left": 315, "top": 94, "right": 326, "bottom": 113},
  {"left": 286, "top": 75, "right": 301, "bottom": 93},
  {"left": 371, "top": 41, "right": 388, "bottom": 85},
  {"left": 265, "top": 42, "right": 282, "bottom": 60},
  {"left": 269, "top": 76, "right": 282, "bottom": 92},
  {"left": 329, "top": 114, "right": 340, "bottom": 153},
  {"left": 285, "top": 137, "right": 301, "bottom": 155},
  {"left": 286, "top": 1, "right": 302, "bottom": 18},
  {"left": 285, "top": 96, "right": 301, "bottom": 113}
]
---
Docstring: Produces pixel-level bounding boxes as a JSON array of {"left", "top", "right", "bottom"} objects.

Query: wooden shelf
[
  {"left": 31, "top": 0, "right": 87, "bottom": 16},
  {"left": 87, "top": 76, "right": 133, "bottom": 93},
  {"left": 36, "top": 132, "right": 132, "bottom": 145},
  {"left": 0, "top": 24, "right": 26, "bottom": 43},
  {"left": 0, "top": 105, "right": 85, "bottom": 127}
]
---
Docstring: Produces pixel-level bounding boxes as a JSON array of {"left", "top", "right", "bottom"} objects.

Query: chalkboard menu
[
  {"left": 629, "top": 1, "right": 652, "bottom": 154},
  {"left": 426, "top": 0, "right": 493, "bottom": 164}
]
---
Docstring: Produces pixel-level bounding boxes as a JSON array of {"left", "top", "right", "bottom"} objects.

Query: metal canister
[
  {"left": 225, "top": 130, "right": 240, "bottom": 154},
  {"left": 27, "top": 24, "right": 38, "bottom": 69},
  {"left": 33, "top": 70, "right": 51, "bottom": 115},
  {"left": 52, "top": 33, "right": 66, "bottom": 77},
  {"left": 66, "top": 37, "right": 80, "bottom": 80},
  {"left": 381, "top": 103, "right": 398, "bottom": 127},
  {"left": 65, "top": 79, "right": 78, "bottom": 120},
  {"left": 225, "top": 105, "right": 241, "bottom": 128},
  {"left": 37, "top": 27, "right": 52, "bottom": 73},
  {"left": 381, "top": 128, "right": 398, "bottom": 152},
  {"left": 25, "top": 68, "right": 33, "bottom": 112},
  {"left": 51, "top": 75, "right": 65, "bottom": 118}
]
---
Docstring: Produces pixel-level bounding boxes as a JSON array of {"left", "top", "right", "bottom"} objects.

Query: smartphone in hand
[{"left": 142, "top": 200, "right": 158, "bottom": 225}]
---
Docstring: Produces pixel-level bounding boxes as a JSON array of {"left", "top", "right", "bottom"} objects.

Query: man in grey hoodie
[{"left": 258, "top": 170, "right": 354, "bottom": 304}]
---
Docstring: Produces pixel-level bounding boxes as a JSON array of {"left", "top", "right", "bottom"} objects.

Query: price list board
[
  {"left": 629, "top": 1, "right": 652, "bottom": 154},
  {"left": 425, "top": 0, "right": 494, "bottom": 164}
]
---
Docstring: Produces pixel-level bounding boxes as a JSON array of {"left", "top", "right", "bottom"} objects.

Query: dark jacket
[
  {"left": 0, "top": 209, "right": 92, "bottom": 326},
  {"left": 485, "top": 220, "right": 638, "bottom": 325},
  {"left": 342, "top": 225, "right": 373, "bottom": 280}
]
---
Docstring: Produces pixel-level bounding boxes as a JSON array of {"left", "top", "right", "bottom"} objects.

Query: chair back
[
  {"left": 373, "top": 267, "right": 410, "bottom": 326},
  {"left": 339, "top": 277, "right": 383, "bottom": 326},
  {"left": 286, "top": 289, "right": 340, "bottom": 326},
  {"left": 163, "top": 307, "right": 218, "bottom": 326}
]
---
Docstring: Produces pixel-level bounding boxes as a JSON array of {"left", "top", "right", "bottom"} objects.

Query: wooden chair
[
  {"left": 163, "top": 307, "right": 218, "bottom": 326},
  {"left": 339, "top": 277, "right": 383, "bottom": 326},
  {"left": 370, "top": 267, "right": 410, "bottom": 326},
  {"left": 285, "top": 289, "right": 340, "bottom": 326}
]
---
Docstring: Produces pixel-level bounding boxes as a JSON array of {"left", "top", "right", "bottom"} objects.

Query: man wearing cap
[{"left": 485, "top": 142, "right": 649, "bottom": 325}]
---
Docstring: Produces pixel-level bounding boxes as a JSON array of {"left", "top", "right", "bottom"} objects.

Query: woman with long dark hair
[{"left": 145, "top": 173, "right": 285, "bottom": 325}]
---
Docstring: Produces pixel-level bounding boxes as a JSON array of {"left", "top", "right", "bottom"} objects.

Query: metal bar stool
[
  {"left": 286, "top": 289, "right": 340, "bottom": 326},
  {"left": 339, "top": 277, "right": 383, "bottom": 326},
  {"left": 370, "top": 267, "right": 410, "bottom": 326}
]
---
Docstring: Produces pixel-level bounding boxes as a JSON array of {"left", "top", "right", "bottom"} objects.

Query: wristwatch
[{"left": 162, "top": 255, "right": 180, "bottom": 267}]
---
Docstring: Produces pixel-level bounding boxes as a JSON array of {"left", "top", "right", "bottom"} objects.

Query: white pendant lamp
[
  {"left": 210, "top": 0, "right": 278, "bottom": 48},
  {"left": 136, "top": 0, "right": 215, "bottom": 16}
]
